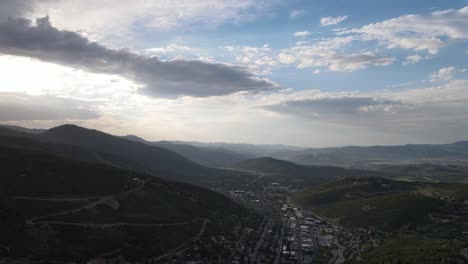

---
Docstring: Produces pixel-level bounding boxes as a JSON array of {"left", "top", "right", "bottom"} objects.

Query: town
[{"left": 158, "top": 174, "right": 380, "bottom": 264}]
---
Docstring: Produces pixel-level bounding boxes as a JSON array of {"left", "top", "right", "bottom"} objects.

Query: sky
[{"left": 0, "top": 0, "right": 467, "bottom": 147}]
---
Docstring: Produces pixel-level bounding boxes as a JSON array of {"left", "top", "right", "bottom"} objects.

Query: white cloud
[
  {"left": 279, "top": 40, "right": 394, "bottom": 72},
  {"left": 145, "top": 44, "right": 192, "bottom": 55},
  {"left": 402, "top": 55, "right": 423, "bottom": 65},
  {"left": 340, "top": 6, "right": 468, "bottom": 54},
  {"left": 386, "top": 81, "right": 417, "bottom": 88},
  {"left": 293, "top": 31, "right": 311, "bottom": 37},
  {"left": 278, "top": 53, "right": 296, "bottom": 64},
  {"left": 429, "top": 66, "right": 463, "bottom": 82},
  {"left": 222, "top": 45, "right": 279, "bottom": 74},
  {"left": 289, "top": 9, "right": 306, "bottom": 19},
  {"left": 429, "top": 66, "right": 454, "bottom": 82},
  {"left": 320, "top": 16, "right": 348, "bottom": 26}
]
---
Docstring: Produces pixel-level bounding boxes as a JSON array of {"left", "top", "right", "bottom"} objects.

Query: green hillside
[
  {"left": 354, "top": 235, "right": 468, "bottom": 264},
  {"left": 233, "top": 157, "right": 381, "bottom": 186},
  {"left": 293, "top": 178, "right": 454, "bottom": 231}
]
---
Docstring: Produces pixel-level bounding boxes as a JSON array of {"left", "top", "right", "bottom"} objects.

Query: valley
[{"left": 1, "top": 124, "right": 468, "bottom": 263}]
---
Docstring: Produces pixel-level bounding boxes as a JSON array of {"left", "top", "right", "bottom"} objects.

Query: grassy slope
[
  {"left": 293, "top": 178, "right": 468, "bottom": 263},
  {"left": 233, "top": 157, "right": 381, "bottom": 186},
  {"left": 292, "top": 178, "right": 445, "bottom": 231},
  {"left": 354, "top": 235, "right": 468, "bottom": 264}
]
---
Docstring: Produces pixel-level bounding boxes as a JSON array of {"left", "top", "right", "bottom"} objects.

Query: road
[
  {"left": 31, "top": 219, "right": 200, "bottom": 228},
  {"left": 151, "top": 218, "right": 210, "bottom": 262},
  {"left": 11, "top": 179, "right": 215, "bottom": 263},
  {"left": 274, "top": 219, "right": 285, "bottom": 264},
  {"left": 251, "top": 218, "right": 272, "bottom": 263},
  {"left": 245, "top": 173, "right": 266, "bottom": 187},
  {"left": 22, "top": 180, "right": 145, "bottom": 224}
]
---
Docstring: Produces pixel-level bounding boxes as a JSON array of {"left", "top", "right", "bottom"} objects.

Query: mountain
[
  {"left": 272, "top": 142, "right": 468, "bottom": 166},
  {"left": 121, "top": 134, "right": 148, "bottom": 144},
  {"left": 122, "top": 135, "right": 253, "bottom": 168},
  {"left": 0, "top": 125, "right": 46, "bottom": 135},
  {"left": 0, "top": 145, "right": 250, "bottom": 262},
  {"left": 151, "top": 141, "right": 253, "bottom": 168},
  {"left": 0, "top": 126, "right": 33, "bottom": 138},
  {"left": 38, "top": 124, "right": 208, "bottom": 182},
  {"left": 232, "top": 157, "right": 381, "bottom": 185},
  {"left": 0, "top": 125, "right": 209, "bottom": 184},
  {"left": 172, "top": 140, "right": 306, "bottom": 157}
]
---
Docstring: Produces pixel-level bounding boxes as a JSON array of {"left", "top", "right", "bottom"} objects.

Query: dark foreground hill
[
  {"left": 0, "top": 125, "right": 215, "bottom": 184},
  {"left": 232, "top": 157, "right": 382, "bottom": 185},
  {"left": 0, "top": 145, "right": 251, "bottom": 262},
  {"left": 39, "top": 124, "right": 205, "bottom": 176}
]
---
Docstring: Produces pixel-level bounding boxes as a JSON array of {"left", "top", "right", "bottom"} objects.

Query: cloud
[
  {"left": 0, "top": 17, "right": 275, "bottom": 98},
  {"left": 340, "top": 6, "right": 468, "bottom": 54},
  {"left": 320, "top": 16, "right": 348, "bottom": 26},
  {"left": 145, "top": 44, "right": 192, "bottom": 55},
  {"left": 429, "top": 66, "right": 464, "bottom": 82},
  {"left": 1, "top": 0, "right": 276, "bottom": 44},
  {"left": 0, "top": 0, "right": 37, "bottom": 22},
  {"left": 263, "top": 97, "right": 399, "bottom": 119},
  {"left": 222, "top": 44, "right": 278, "bottom": 74},
  {"left": 293, "top": 31, "right": 311, "bottom": 37},
  {"left": 0, "top": 92, "right": 100, "bottom": 121},
  {"left": 275, "top": 7, "right": 468, "bottom": 72},
  {"left": 402, "top": 55, "right": 423, "bottom": 65},
  {"left": 278, "top": 53, "right": 296, "bottom": 64},
  {"left": 280, "top": 43, "right": 395, "bottom": 72},
  {"left": 386, "top": 81, "right": 417, "bottom": 88},
  {"left": 259, "top": 80, "right": 468, "bottom": 142},
  {"left": 225, "top": 35, "right": 394, "bottom": 73},
  {"left": 289, "top": 9, "right": 306, "bottom": 19}
]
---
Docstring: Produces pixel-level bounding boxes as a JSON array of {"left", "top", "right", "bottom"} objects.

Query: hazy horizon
[
  {"left": 1, "top": 0, "right": 467, "bottom": 147},
  {"left": 3, "top": 122, "right": 468, "bottom": 149}
]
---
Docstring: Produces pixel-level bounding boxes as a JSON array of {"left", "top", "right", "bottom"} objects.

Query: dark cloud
[
  {"left": 0, "top": 17, "right": 275, "bottom": 98},
  {"left": 0, "top": 0, "right": 34, "bottom": 22},
  {"left": 0, "top": 93, "right": 100, "bottom": 121}
]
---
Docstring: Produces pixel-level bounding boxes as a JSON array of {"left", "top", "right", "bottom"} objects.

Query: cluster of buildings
[{"left": 279, "top": 205, "right": 338, "bottom": 263}]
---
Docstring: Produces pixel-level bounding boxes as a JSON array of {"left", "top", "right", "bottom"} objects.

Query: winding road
[{"left": 17, "top": 180, "right": 145, "bottom": 224}]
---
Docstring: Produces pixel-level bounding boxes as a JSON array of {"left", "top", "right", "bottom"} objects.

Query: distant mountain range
[
  {"left": 271, "top": 142, "right": 468, "bottom": 166},
  {"left": 122, "top": 135, "right": 254, "bottom": 168},
  {"left": 0, "top": 125, "right": 46, "bottom": 135},
  {"left": 3, "top": 123, "right": 468, "bottom": 172},
  {"left": 172, "top": 140, "right": 306, "bottom": 157}
]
